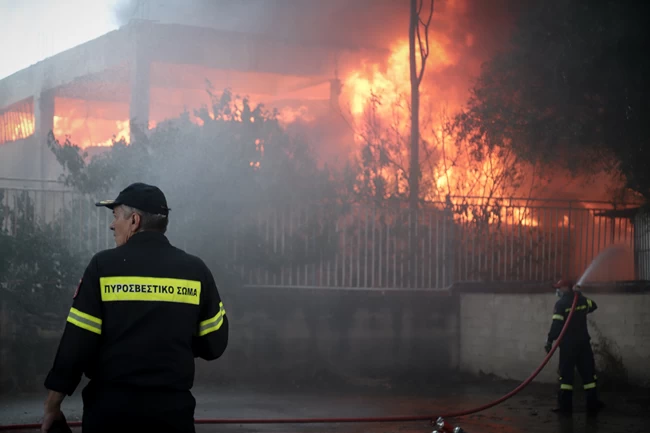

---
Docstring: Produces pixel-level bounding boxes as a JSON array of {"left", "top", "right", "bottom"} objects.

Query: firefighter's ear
[{"left": 131, "top": 212, "right": 142, "bottom": 229}]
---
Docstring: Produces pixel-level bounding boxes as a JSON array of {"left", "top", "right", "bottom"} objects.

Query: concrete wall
[
  {"left": 0, "top": 286, "right": 458, "bottom": 394},
  {"left": 197, "top": 286, "right": 458, "bottom": 386},
  {"left": 5, "top": 281, "right": 648, "bottom": 395},
  {"left": 459, "top": 291, "right": 650, "bottom": 386}
]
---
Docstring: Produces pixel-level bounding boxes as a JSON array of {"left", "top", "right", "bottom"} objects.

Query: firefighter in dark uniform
[
  {"left": 41, "top": 183, "right": 229, "bottom": 433},
  {"left": 545, "top": 279, "right": 604, "bottom": 414}
]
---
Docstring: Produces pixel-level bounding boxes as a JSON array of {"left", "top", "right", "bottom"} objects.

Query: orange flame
[
  {"left": 342, "top": 39, "right": 539, "bottom": 225},
  {"left": 0, "top": 101, "right": 35, "bottom": 144},
  {"left": 53, "top": 116, "right": 130, "bottom": 148}
]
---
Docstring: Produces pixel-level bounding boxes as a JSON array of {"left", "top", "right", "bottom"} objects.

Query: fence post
[
  {"left": 446, "top": 206, "right": 455, "bottom": 286},
  {"left": 633, "top": 212, "right": 639, "bottom": 280},
  {"left": 567, "top": 202, "right": 573, "bottom": 279}
]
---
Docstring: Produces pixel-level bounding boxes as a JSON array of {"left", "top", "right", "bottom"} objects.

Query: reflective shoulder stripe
[
  {"left": 552, "top": 314, "right": 564, "bottom": 321},
  {"left": 67, "top": 307, "right": 102, "bottom": 335},
  {"left": 587, "top": 298, "right": 593, "bottom": 308},
  {"left": 198, "top": 302, "right": 226, "bottom": 337},
  {"left": 566, "top": 304, "right": 588, "bottom": 313}
]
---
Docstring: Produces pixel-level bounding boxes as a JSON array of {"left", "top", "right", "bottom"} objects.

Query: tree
[
  {"left": 455, "top": 0, "right": 650, "bottom": 201},
  {"left": 47, "top": 88, "right": 347, "bottom": 280},
  {"left": 351, "top": 93, "right": 410, "bottom": 202},
  {"left": 0, "top": 190, "right": 86, "bottom": 392},
  {"left": 0, "top": 191, "right": 83, "bottom": 315}
]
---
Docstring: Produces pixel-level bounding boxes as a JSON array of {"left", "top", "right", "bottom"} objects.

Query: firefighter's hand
[
  {"left": 41, "top": 404, "right": 65, "bottom": 432},
  {"left": 544, "top": 341, "right": 553, "bottom": 354},
  {"left": 42, "top": 390, "right": 67, "bottom": 432}
]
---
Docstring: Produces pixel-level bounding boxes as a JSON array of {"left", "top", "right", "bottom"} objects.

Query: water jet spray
[{"left": 576, "top": 244, "right": 632, "bottom": 289}]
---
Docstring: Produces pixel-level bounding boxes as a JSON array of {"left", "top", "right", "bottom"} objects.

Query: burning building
[
  {"left": 0, "top": 0, "right": 511, "bottom": 192},
  {"left": 0, "top": 18, "right": 391, "bottom": 188}
]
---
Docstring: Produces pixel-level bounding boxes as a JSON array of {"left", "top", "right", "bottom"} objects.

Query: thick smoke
[
  {"left": 113, "top": 0, "right": 519, "bottom": 113},
  {"left": 114, "top": 0, "right": 408, "bottom": 49},
  {"left": 110, "top": 0, "right": 525, "bottom": 192},
  {"left": 114, "top": 0, "right": 515, "bottom": 54},
  {"left": 113, "top": 0, "right": 518, "bottom": 125}
]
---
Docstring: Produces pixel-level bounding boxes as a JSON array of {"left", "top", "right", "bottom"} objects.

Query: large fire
[
  {"left": 341, "top": 38, "right": 543, "bottom": 226},
  {"left": 34, "top": 36, "right": 554, "bottom": 228},
  {"left": 49, "top": 92, "right": 316, "bottom": 150},
  {"left": 7, "top": 9, "right": 624, "bottom": 233}
]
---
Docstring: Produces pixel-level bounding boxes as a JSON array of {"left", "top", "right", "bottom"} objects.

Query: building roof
[{"left": 0, "top": 20, "right": 388, "bottom": 110}]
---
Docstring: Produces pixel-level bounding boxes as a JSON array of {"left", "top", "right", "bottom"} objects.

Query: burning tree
[
  {"left": 337, "top": 0, "right": 552, "bottom": 283},
  {"left": 340, "top": 0, "right": 537, "bottom": 209}
]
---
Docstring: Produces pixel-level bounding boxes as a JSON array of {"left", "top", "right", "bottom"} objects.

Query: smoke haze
[{"left": 113, "top": 0, "right": 516, "bottom": 67}]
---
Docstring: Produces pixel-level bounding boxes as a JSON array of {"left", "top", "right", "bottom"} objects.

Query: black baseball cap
[{"left": 95, "top": 182, "right": 170, "bottom": 216}]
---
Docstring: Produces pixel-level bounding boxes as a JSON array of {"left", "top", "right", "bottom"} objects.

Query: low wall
[
  {"left": 0, "top": 286, "right": 459, "bottom": 394},
  {"left": 196, "top": 286, "right": 458, "bottom": 386},
  {"left": 458, "top": 285, "right": 650, "bottom": 386},
  {"left": 9, "top": 280, "right": 647, "bottom": 395}
]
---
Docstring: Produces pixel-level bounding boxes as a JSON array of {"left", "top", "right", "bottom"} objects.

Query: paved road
[{"left": 1, "top": 379, "right": 648, "bottom": 432}]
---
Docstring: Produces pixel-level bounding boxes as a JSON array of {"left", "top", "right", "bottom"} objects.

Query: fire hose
[{"left": 0, "top": 292, "right": 579, "bottom": 432}]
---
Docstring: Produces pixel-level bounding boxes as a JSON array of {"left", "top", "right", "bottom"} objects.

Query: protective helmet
[{"left": 552, "top": 279, "right": 575, "bottom": 289}]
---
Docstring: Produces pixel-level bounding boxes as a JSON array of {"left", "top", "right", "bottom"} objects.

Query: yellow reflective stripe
[
  {"left": 587, "top": 299, "right": 593, "bottom": 308},
  {"left": 560, "top": 384, "right": 573, "bottom": 390},
  {"left": 100, "top": 276, "right": 201, "bottom": 305},
  {"left": 67, "top": 307, "right": 102, "bottom": 335},
  {"left": 552, "top": 314, "right": 564, "bottom": 321},
  {"left": 584, "top": 382, "right": 596, "bottom": 390},
  {"left": 198, "top": 302, "right": 226, "bottom": 336},
  {"left": 565, "top": 305, "right": 588, "bottom": 312}
]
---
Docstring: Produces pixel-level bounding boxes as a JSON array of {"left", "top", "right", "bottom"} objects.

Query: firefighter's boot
[
  {"left": 552, "top": 389, "right": 573, "bottom": 414},
  {"left": 586, "top": 388, "right": 605, "bottom": 414}
]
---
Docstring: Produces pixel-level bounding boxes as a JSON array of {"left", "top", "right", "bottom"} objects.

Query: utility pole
[
  {"left": 409, "top": 0, "right": 421, "bottom": 216},
  {"left": 408, "top": 0, "right": 434, "bottom": 288},
  {"left": 408, "top": 0, "right": 421, "bottom": 289}
]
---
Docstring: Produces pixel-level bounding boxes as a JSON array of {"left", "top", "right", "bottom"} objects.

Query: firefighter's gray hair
[{"left": 121, "top": 205, "right": 169, "bottom": 233}]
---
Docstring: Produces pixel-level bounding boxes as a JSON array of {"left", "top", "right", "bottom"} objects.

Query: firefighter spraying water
[
  {"left": 543, "top": 244, "right": 631, "bottom": 415},
  {"left": 545, "top": 280, "right": 603, "bottom": 413}
]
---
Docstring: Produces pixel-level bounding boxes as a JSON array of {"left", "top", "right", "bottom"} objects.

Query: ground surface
[{"left": 0, "top": 377, "right": 648, "bottom": 433}]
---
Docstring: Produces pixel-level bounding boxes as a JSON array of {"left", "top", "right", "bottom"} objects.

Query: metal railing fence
[
  {"left": 0, "top": 187, "right": 115, "bottom": 255},
  {"left": 0, "top": 186, "right": 639, "bottom": 288}
]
